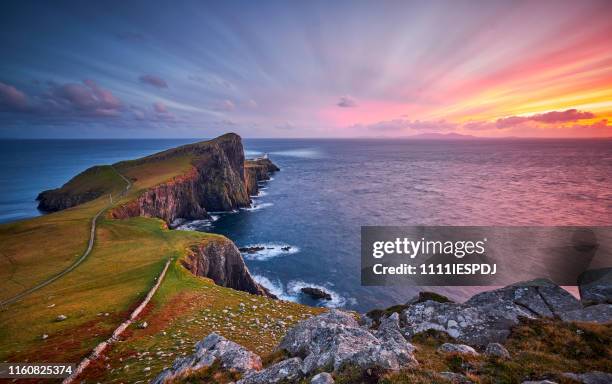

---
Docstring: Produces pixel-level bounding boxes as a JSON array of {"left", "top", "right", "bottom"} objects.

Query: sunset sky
[{"left": 1, "top": 0, "right": 611, "bottom": 138}]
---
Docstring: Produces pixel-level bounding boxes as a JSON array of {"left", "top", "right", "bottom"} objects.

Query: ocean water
[{"left": 1, "top": 138, "right": 611, "bottom": 311}]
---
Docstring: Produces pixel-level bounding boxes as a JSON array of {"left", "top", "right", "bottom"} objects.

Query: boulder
[
  {"left": 237, "top": 357, "right": 302, "bottom": 384},
  {"left": 402, "top": 299, "right": 531, "bottom": 347},
  {"left": 439, "top": 371, "right": 474, "bottom": 383},
  {"left": 277, "top": 309, "right": 417, "bottom": 375},
  {"left": 484, "top": 343, "right": 510, "bottom": 359},
  {"left": 151, "top": 333, "right": 261, "bottom": 384},
  {"left": 562, "top": 371, "right": 612, "bottom": 384},
  {"left": 578, "top": 268, "right": 612, "bottom": 306},
  {"left": 521, "top": 381, "right": 558, "bottom": 384},
  {"left": 402, "top": 280, "right": 590, "bottom": 346},
  {"left": 311, "top": 372, "right": 335, "bottom": 384},
  {"left": 55, "top": 315, "right": 67, "bottom": 322},
  {"left": 558, "top": 304, "right": 612, "bottom": 324},
  {"left": 301, "top": 287, "right": 332, "bottom": 301},
  {"left": 438, "top": 343, "right": 479, "bottom": 356}
]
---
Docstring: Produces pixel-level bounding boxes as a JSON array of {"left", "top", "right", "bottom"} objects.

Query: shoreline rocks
[{"left": 301, "top": 287, "right": 332, "bottom": 301}]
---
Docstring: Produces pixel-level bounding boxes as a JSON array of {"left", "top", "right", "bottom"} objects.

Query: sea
[{"left": 1, "top": 138, "right": 611, "bottom": 312}]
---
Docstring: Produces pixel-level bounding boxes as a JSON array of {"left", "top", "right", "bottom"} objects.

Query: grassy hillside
[{"left": 0, "top": 137, "right": 321, "bottom": 383}]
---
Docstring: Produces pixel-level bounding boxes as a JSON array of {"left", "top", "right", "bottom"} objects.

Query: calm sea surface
[{"left": 1, "top": 138, "right": 611, "bottom": 311}]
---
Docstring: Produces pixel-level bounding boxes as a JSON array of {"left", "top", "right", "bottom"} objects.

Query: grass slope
[{"left": 0, "top": 138, "right": 321, "bottom": 384}]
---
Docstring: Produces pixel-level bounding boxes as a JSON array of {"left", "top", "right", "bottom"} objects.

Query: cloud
[
  {"left": 337, "top": 96, "right": 357, "bottom": 108},
  {"left": 359, "top": 118, "right": 456, "bottom": 132},
  {"left": 496, "top": 109, "right": 595, "bottom": 128},
  {"left": 0, "top": 82, "right": 28, "bottom": 110},
  {"left": 153, "top": 101, "right": 168, "bottom": 114},
  {"left": 212, "top": 99, "right": 235, "bottom": 111},
  {"left": 139, "top": 74, "right": 168, "bottom": 88},
  {"left": 44, "top": 79, "right": 122, "bottom": 117},
  {"left": 115, "top": 32, "right": 146, "bottom": 43}
]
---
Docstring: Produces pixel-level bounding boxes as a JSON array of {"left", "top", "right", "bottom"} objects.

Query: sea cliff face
[
  {"left": 181, "top": 237, "right": 273, "bottom": 297},
  {"left": 245, "top": 158, "right": 280, "bottom": 196}
]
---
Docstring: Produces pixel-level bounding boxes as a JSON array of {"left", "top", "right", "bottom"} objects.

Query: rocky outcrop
[
  {"left": 401, "top": 279, "right": 610, "bottom": 347},
  {"left": 151, "top": 333, "right": 261, "bottom": 384},
  {"left": 562, "top": 371, "right": 612, "bottom": 384},
  {"left": 301, "top": 287, "right": 332, "bottom": 301},
  {"left": 437, "top": 343, "right": 479, "bottom": 356},
  {"left": 578, "top": 268, "right": 612, "bottom": 306},
  {"left": 237, "top": 357, "right": 303, "bottom": 384},
  {"left": 182, "top": 238, "right": 275, "bottom": 298},
  {"left": 245, "top": 157, "right": 279, "bottom": 196},
  {"left": 111, "top": 133, "right": 255, "bottom": 224},
  {"left": 278, "top": 310, "right": 417, "bottom": 374}
]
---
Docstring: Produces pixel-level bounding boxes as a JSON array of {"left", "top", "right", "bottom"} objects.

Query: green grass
[{"left": 0, "top": 138, "right": 321, "bottom": 384}]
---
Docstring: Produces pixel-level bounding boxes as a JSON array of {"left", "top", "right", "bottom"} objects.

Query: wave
[
  {"left": 250, "top": 189, "right": 268, "bottom": 198},
  {"left": 251, "top": 275, "right": 350, "bottom": 308},
  {"left": 269, "top": 148, "right": 323, "bottom": 159},
  {"left": 175, "top": 215, "right": 220, "bottom": 231},
  {"left": 240, "top": 202, "right": 273, "bottom": 211},
  {"left": 239, "top": 243, "right": 299, "bottom": 261}
]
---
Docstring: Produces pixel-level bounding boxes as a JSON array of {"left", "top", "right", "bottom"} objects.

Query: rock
[
  {"left": 182, "top": 238, "right": 274, "bottom": 298},
  {"left": 437, "top": 343, "right": 479, "bottom": 356},
  {"left": 278, "top": 310, "right": 417, "bottom": 375},
  {"left": 138, "top": 321, "right": 148, "bottom": 329},
  {"left": 521, "top": 381, "right": 558, "bottom": 384},
  {"left": 239, "top": 246, "right": 266, "bottom": 254},
  {"left": 558, "top": 304, "right": 612, "bottom": 323},
  {"left": 485, "top": 342, "right": 510, "bottom": 359},
  {"left": 578, "top": 268, "right": 612, "bottom": 306},
  {"left": 55, "top": 315, "right": 67, "bottom": 322},
  {"left": 237, "top": 357, "right": 302, "bottom": 384},
  {"left": 41, "top": 334, "right": 48, "bottom": 340},
  {"left": 439, "top": 371, "right": 474, "bottom": 383},
  {"left": 311, "top": 372, "right": 334, "bottom": 384},
  {"left": 562, "top": 371, "right": 612, "bottom": 384},
  {"left": 151, "top": 333, "right": 261, "bottom": 384},
  {"left": 301, "top": 287, "right": 332, "bottom": 301},
  {"left": 402, "top": 280, "right": 590, "bottom": 347}
]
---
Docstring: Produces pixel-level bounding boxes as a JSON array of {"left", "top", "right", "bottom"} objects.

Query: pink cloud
[
  {"left": 337, "top": 96, "right": 357, "bottom": 108},
  {"left": 496, "top": 109, "right": 596, "bottom": 128},
  {"left": 139, "top": 74, "right": 168, "bottom": 88},
  {"left": 0, "top": 82, "right": 28, "bottom": 110},
  {"left": 153, "top": 101, "right": 168, "bottom": 114},
  {"left": 49, "top": 79, "right": 122, "bottom": 117}
]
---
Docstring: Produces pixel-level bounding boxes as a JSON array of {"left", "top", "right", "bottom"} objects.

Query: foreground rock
[
  {"left": 151, "top": 333, "right": 261, "bottom": 384},
  {"left": 485, "top": 342, "right": 510, "bottom": 359},
  {"left": 182, "top": 237, "right": 274, "bottom": 297},
  {"left": 237, "top": 357, "right": 302, "bottom": 384},
  {"left": 278, "top": 310, "right": 417, "bottom": 374},
  {"left": 401, "top": 279, "right": 597, "bottom": 346},
  {"left": 311, "top": 372, "right": 334, "bottom": 384},
  {"left": 578, "top": 268, "right": 612, "bottom": 306},
  {"left": 438, "top": 343, "right": 479, "bottom": 356},
  {"left": 301, "top": 287, "right": 332, "bottom": 301},
  {"left": 562, "top": 371, "right": 612, "bottom": 384}
]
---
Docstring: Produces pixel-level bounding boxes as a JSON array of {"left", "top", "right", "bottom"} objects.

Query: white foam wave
[
  {"left": 250, "top": 190, "right": 268, "bottom": 198},
  {"left": 239, "top": 243, "right": 299, "bottom": 261},
  {"left": 251, "top": 275, "right": 285, "bottom": 298},
  {"left": 241, "top": 202, "right": 273, "bottom": 211},
  {"left": 269, "top": 149, "right": 323, "bottom": 159}
]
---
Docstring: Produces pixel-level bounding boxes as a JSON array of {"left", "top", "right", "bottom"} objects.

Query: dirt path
[{"left": 0, "top": 167, "right": 132, "bottom": 307}]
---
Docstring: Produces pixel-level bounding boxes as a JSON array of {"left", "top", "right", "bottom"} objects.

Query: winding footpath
[{"left": 0, "top": 167, "right": 132, "bottom": 307}]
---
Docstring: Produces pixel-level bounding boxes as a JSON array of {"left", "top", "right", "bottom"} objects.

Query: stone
[
  {"left": 402, "top": 280, "right": 590, "bottom": 347},
  {"left": 578, "top": 268, "right": 612, "bottom": 306},
  {"left": 151, "top": 333, "right": 261, "bottom": 384},
  {"left": 237, "top": 357, "right": 302, "bottom": 384},
  {"left": 562, "top": 371, "right": 612, "bottom": 384},
  {"left": 439, "top": 371, "right": 474, "bottom": 383},
  {"left": 438, "top": 343, "right": 479, "bottom": 356},
  {"left": 485, "top": 342, "right": 510, "bottom": 359},
  {"left": 278, "top": 309, "right": 417, "bottom": 375},
  {"left": 311, "top": 372, "right": 334, "bottom": 384},
  {"left": 521, "top": 381, "right": 557, "bottom": 384},
  {"left": 138, "top": 321, "right": 148, "bottom": 329},
  {"left": 301, "top": 287, "right": 332, "bottom": 301},
  {"left": 41, "top": 334, "right": 48, "bottom": 340},
  {"left": 558, "top": 304, "right": 612, "bottom": 324},
  {"left": 55, "top": 315, "right": 67, "bottom": 322}
]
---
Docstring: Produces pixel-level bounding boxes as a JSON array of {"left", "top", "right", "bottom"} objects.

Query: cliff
[
  {"left": 181, "top": 237, "right": 274, "bottom": 297},
  {"left": 245, "top": 158, "right": 280, "bottom": 196}
]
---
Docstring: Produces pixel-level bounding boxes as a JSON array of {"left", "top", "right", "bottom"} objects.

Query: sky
[{"left": 0, "top": 0, "right": 611, "bottom": 138}]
